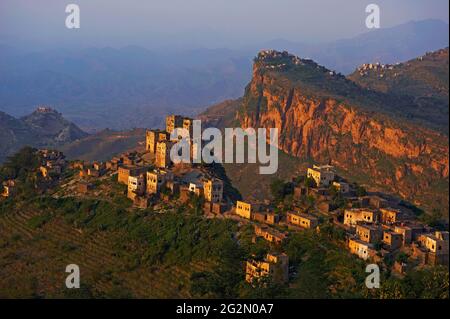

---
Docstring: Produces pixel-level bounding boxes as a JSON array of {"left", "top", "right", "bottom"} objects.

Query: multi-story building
[
  {"left": 418, "top": 231, "right": 449, "bottom": 265},
  {"left": 382, "top": 231, "right": 403, "bottom": 250},
  {"left": 182, "top": 117, "right": 194, "bottom": 137},
  {"left": 343, "top": 208, "right": 379, "bottom": 226},
  {"left": 348, "top": 238, "right": 375, "bottom": 260},
  {"left": 155, "top": 140, "right": 174, "bottom": 168},
  {"left": 146, "top": 130, "right": 169, "bottom": 154},
  {"left": 146, "top": 169, "right": 173, "bottom": 194},
  {"left": 166, "top": 115, "right": 184, "bottom": 135},
  {"left": 127, "top": 174, "right": 146, "bottom": 200},
  {"left": 380, "top": 207, "right": 403, "bottom": 224},
  {"left": 286, "top": 211, "right": 318, "bottom": 229},
  {"left": 245, "top": 253, "right": 289, "bottom": 284},
  {"left": 203, "top": 178, "right": 223, "bottom": 203},
  {"left": 236, "top": 201, "right": 253, "bottom": 219},
  {"left": 118, "top": 166, "right": 148, "bottom": 185},
  {"left": 356, "top": 224, "right": 383, "bottom": 244},
  {"left": 394, "top": 223, "right": 425, "bottom": 245},
  {"left": 307, "top": 164, "right": 335, "bottom": 186}
]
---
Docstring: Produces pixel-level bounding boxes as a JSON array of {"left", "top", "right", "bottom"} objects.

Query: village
[{"left": 1, "top": 114, "right": 449, "bottom": 287}]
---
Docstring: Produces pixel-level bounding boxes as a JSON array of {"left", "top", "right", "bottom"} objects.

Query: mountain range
[{"left": 0, "top": 19, "right": 448, "bottom": 131}]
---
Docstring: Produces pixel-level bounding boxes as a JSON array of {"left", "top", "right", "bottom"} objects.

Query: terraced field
[{"left": 0, "top": 209, "right": 211, "bottom": 298}]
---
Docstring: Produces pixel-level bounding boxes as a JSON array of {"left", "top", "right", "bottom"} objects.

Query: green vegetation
[
  {"left": 0, "top": 147, "right": 40, "bottom": 183},
  {"left": 1, "top": 146, "right": 448, "bottom": 299},
  {"left": 377, "top": 267, "right": 449, "bottom": 299},
  {"left": 270, "top": 178, "right": 293, "bottom": 203}
]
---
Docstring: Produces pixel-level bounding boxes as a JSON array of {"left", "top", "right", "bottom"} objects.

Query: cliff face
[{"left": 236, "top": 50, "right": 449, "bottom": 212}]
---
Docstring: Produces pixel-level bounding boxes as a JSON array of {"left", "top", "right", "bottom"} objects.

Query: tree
[
  {"left": 304, "top": 177, "right": 316, "bottom": 188},
  {"left": 270, "top": 179, "right": 292, "bottom": 203},
  {"left": 356, "top": 186, "right": 367, "bottom": 197}
]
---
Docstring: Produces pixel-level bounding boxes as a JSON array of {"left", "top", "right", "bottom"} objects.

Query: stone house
[
  {"left": 307, "top": 164, "right": 335, "bottom": 186},
  {"left": 156, "top": 140, "right": 174, "bottom": 168},
  {"left": 203, "top": 178, "right": 223, "bottom": 203},
  {"left": 356, "top": 224, "right": 383, "bottom": 244},
  {"left": 332, "top": 181, "right": 350, "bottom": 193},
  {"left": 382, "top": 231, "right": 403, "bottom": 251},
  {"left": 343, "top": 208, "right": 379, "bottom": 226},
  {"left": 118, "top": 166, "right": 147, "bottom": 185},
  {"left": 245, "top": 253, "right": 289, "bottom": 284},
  {"left": 236, "top": 201, "right": 253, "bottom": 219},
  {"left": 127, "top": 174, "right": 146, "bottom": 200},
  {"left": 146, "top": 169, "right": 173, "bottom": 195},
  {"left": 254, "top": 225, "right": 287, "bottom": 244},
  {"left": 166, "top": 115, "right": 184, "bottom": 135},
  {"left": 286, "top": 211, "right": 318, "bottom": 229},
  {"left": 146, "top": 129, "right": 169, "bottom": 154},
  {"left": 380, "top": 207, "right": 403, "bottom": 224},
  {"left": 348, "top": 238, "right": 375, "bottom": 260}
]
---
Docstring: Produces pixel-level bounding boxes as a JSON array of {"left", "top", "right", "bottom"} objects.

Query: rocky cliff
[{"left": 233, "top": 50, "right": 449, "bottom": 213}]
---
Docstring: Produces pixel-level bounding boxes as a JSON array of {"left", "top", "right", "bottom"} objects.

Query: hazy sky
[{"left": 1, "top": 0, "right": 448, "bottom": 50}]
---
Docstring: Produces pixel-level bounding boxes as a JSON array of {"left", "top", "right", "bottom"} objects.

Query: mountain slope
[
  {"left": 60, "top": 129, "right": 145, "bottom": 162},
  {"left": 348, "top": 48, "right": 449, "bottom": 132},
  {"left": 21, "top": 107, "right": 88, "bottom": 143},
  {"left": 201, "top": 50, "right": 449, "bottom": 215},
  {"left": 0, "top": 107, "right": 88, "bottom": 162},
  {"left": 0, "top": 111, "right": 39, "bottom": 163}
]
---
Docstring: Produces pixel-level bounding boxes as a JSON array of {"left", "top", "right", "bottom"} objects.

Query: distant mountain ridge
[
  {"left": 0, "top": 107, "right": 88, "bottom": 162},
  {"left": 262, "top": 19, "right": 449, "bottom": 74},
  {"left": 349, "top": 47, "right": 449, "bottom": 132},
  {"left": 0, "top": 19, "right": 447, "bottom": 131}
]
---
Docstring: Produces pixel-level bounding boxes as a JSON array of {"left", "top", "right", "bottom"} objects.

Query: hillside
[
  {"left": 200, "top": 50, "right": 449, "bottom": 216},
  {"left": 60, "top": 129, "right": 145, "bottom": 162},
  {"left": 2, "top": 147, "right": 447, "bottom": 299},
  {"left": 349, "top": 48, "right": 449, "bottom": 133},
  {"left": 0, "top": 107, "right": 88, "bottom": 163}
]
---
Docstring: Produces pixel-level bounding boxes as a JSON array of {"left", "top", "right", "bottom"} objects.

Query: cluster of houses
[
  {"left": 2, "top": 114, "right": 447, "bottom": 286},
  {"left": 71, "top": 115, "right": 227, "bottom": 211},
  {"left": 356, "top": 62, "right": 396, "bottom": 77},
  {"left": 38, "top": 149, "right": 67, "bottom": 179},
  {"left": 257, "top": 50, "right": 303, "bottom": 68},
  {"left": 1, "top": 150, "right": 68, "bottom": 199},
  {"left": 236, "top": 164, "right": 448, "bottom": 284}
]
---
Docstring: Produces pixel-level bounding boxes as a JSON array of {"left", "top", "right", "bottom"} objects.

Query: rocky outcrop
[
  {"left": 0, "top": 107, "right": 88, "bottom": 162},
  {"left": 236, "top": 50, "right": 449, "bottom": 212}
]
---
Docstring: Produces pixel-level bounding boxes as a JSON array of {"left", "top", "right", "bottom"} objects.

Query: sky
[{"left": 0, "top": 0, "right": 448, "bottom": 51}]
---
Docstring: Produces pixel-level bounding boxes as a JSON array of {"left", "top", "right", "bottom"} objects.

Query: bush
[{"left": 27, "top": 213, "right": 52, "bottom": 229}]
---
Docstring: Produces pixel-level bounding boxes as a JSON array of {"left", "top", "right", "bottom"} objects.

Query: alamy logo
[
  {"left": 169, "top": 120, "right": 279, "bottom": 175},
  {"left": 65, "top": 264, "right": 80, "bottom": 288},
  {"left": 65, "top": 4, "right": 80, "bottom": 29},
  {"left": 365, "top": 4, "right": 381, "bottom": 29},
  {"left": 365, "top": 264, "right": 380, "bottom": 289}
]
